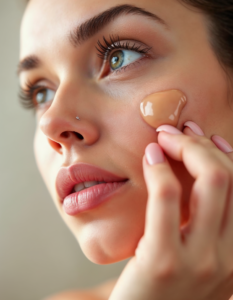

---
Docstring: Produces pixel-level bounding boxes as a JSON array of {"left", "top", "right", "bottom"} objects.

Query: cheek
[
  {"left": 170, "top": 43, "right": 232, "bottom": 134},
  {"left": 67, "top": 100, "right": 153, "bottom": 263},
  {"left": 178, "top": 66, "right": 231, "bottom": 137},
  {"left": 101, "top": 90, "right": 157, "bottom": 152},
  {"left": 99, "top": 96, "right": 157, "bottom": 193}
]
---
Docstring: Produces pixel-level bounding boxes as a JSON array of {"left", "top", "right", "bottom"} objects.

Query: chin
[
  {"left": 79, "top": 239, "right": 135, "bottom": 265},
  {"left": 74, "top": 218, "right": 145, "bottom": 265}
]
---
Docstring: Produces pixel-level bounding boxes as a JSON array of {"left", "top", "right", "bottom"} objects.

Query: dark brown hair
[{"left": 180, "top": 0, "right": 233, "bottom": 73}]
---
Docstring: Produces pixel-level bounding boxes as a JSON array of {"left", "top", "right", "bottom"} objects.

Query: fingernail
[
  {"left": 211, "top": 135, "right": 233, "bottom": 153},
  {"left": 184, "top": 121, "right": 204, "bottom": 136},
  {"left": 145, "top": 143, "right": 165, "bottom": 165},
  {"left": 156, "top": 125, "right": 183, "bottom": 135}
]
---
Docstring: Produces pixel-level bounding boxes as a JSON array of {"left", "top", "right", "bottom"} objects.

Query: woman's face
[{"left": 19, "top": 0, "right": 233, "bottom": 264}]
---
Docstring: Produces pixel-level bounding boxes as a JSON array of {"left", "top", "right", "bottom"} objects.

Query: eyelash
[
  {"left": 19, "top": 35, "right": 151, "bottom": 109},
  {"left": 96, "top": 34, "right": 151, "bottom": 63},
  {"left": 19, "top": 81, "right": 43, "bottom": 110}
]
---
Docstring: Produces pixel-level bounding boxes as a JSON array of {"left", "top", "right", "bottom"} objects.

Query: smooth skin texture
[
  {"left": 109, "top": 127, "right": 233, "bottom": 300},
  {"left": 19, "top": 0, "right": 233, "bottom": 299}
]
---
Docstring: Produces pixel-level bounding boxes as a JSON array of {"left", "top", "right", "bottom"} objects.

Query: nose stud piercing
[{"left": 76, "top": 117, "right": 80, "bottom": 120}]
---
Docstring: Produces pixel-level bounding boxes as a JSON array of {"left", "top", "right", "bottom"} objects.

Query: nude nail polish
[
  {"left": 184, "top": 121, "right": 204, "bottom": 136},
  {"left": 212, "top": 135, "right": 233, "bottom": 153},
  {"left": 156, "top": 125, "right": 183, "bottom": 135},
  {"left": 145, "top": 143, "right": 165, "bottom": 165}
]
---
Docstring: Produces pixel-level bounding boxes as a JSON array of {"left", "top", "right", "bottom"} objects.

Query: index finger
[
  {"left": 157, "top": 130, "right": 230, "bottom": 252},
  {"left": 158, "top": 131, "right": 231, "bottom": 178},
  {"left": 184, "top": 124, "right": 233, "bottom": 162}
]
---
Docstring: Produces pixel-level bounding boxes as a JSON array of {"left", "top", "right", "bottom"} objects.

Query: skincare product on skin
[{"left": 140, "top": 90, "right": 187, "bottom": 128}]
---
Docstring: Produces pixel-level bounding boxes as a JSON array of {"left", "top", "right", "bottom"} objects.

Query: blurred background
[{"left": 0, "top": 1, "right": 127, "bottom": 299}]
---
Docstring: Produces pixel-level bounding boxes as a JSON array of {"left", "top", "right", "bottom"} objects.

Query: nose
[
  {"left": 39, "top": 88, "right": 100, "bottom": 154},
  {"left": 140, "top": 90, "right": 187, "bottom": 129}
]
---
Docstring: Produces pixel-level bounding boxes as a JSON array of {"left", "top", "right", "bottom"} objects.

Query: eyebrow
[
  {"left": 18, "top": 4, "right": 165, "bottom": 75},
  {"left": 17, "top": 55, "right": 41, "bottom": 76},
  {"left": 69, "top": 4, "right": 166, "bottom": 46}
]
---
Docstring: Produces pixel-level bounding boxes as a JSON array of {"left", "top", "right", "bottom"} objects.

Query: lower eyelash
[{"left": 96, "top": 34, "right": 151, "bottom": 61}]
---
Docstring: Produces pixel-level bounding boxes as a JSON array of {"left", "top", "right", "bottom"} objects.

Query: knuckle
[
  {"left": 188, "top": 136, "right": 200, "bottom": 145},
  {"left": 201, "top": 138, "right": 215, "bottom": 148},
  {"left": 193, "top": 253, "right": 218, "bottom": 282},
  {"left": 187, "top": 135, "right": 214, "bottom": 150},
  {"left": 194, "top": 136, "right": 215, "bottom": 149},
  {"left": 155, "top": 180, "right": 181, "bottom": 201},
  {"left": 152, "top": 254, "right": 180, "bottom": 282},
  {"left": 208, "top": 168, "right": 229, "bottom": 187},
  {"left": 184, "top": 135, "right": 198, "bottom": 144}
]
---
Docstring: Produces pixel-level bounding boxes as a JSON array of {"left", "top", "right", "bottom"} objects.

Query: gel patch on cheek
[{"left": 140, "top": 90, "right": 187, "bottom": 128}]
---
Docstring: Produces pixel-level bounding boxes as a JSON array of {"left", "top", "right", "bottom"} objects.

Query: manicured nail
[
  {"left": 184, "top": 121, "right": 204, "bottom": 136},
  {"left": 211, "top": 135, "right": 233, "bottom": 153},
  {"left": 145, "top": 143, "right": 165, "bottom": 165},
  {"left": 156, "top": 125, "right": 183, "bottom": 135}
]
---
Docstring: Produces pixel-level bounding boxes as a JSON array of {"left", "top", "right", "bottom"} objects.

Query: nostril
[
  {"left": 48, "top": 139, "right": 62, "bottom": 153},
  {"left": 61, "top": 131, "right": 70, "bottom": 138},
  {"left": 74, "top": 132, "right": 84, "bottom": 140},
  {"left": 60, "top": 131, "right": 84, "bottom": 140}
]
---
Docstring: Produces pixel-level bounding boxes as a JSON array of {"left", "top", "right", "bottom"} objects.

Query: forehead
[{"left": 20, "top": 0, "right": 198, "bottom": 58}]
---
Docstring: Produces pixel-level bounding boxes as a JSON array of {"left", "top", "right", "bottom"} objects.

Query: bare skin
[
  {"left": 20, "top": 0, "right": 233, "bottom": 263},
  {"left": 19, "top": 0, "right": 233, "bottom": 299}
]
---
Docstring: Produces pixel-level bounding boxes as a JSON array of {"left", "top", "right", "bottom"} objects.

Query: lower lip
[{"left": 62, "top": 181, "right": 127, "bottom": 215}]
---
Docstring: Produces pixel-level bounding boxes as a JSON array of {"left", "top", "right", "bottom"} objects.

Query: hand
[{"left": 109, "top": 122, "right": 233, "bottom": 300}]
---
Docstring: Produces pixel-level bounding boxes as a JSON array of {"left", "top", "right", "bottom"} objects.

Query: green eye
[
  {"left": 109, "top": 49, "right": 143, "bottom": 71},
  {"left": 110, "top": 50, "right": 124, "bottom": 70},
  {"left": 35, "top": 88, "right": 55, "bottom": 105}
]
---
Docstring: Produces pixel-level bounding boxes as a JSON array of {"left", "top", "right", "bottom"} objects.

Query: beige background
[{"left": 0, "top": 1, "right": 127, "bottom": 299}]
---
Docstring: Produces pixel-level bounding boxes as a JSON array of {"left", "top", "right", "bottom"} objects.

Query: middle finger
[{"left": 157, "top": 128, "right": 230, "bottom": 251}]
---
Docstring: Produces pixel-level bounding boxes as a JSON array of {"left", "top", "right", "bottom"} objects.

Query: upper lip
[{"left": 56, "top": 163, "right": 128, "bottom": 201}]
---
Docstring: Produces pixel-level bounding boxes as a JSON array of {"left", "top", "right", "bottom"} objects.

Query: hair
[{"left": 179, "top": 0, "right": 233, "bottom": 75}]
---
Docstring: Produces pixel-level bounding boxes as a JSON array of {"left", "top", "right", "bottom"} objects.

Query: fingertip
[
  {"left": 183, "top": 121, "right": 204, "bottom": 136},
  {"left": 145, "top": 143, "right": 165, "bottom": 166},
  {"left": 156, "top": 125, "right": 183, "bottom": 135},
  {"left": 211, "top": 135, "right": 233, "bottom": 154}
]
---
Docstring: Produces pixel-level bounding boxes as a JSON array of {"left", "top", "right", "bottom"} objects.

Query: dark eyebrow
[
  {"left": 69, "top": 4, "right": 166, "bottom": 47},
  {"left": 17, "top": 55, "right": 41, "bottom": 76},
  {"left": 18, "top": 5, "right": 165, "bottom": 75}
]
